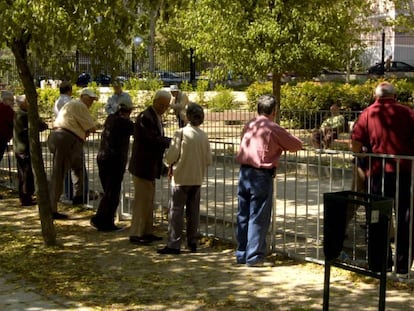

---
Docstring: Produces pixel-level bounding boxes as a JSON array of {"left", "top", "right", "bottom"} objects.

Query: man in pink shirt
[{"left": 235, "top": 94, "right": 303, "bottom": 267}]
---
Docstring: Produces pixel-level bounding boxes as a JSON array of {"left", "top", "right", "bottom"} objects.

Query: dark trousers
[
  {"left": 15, "top": 153, "right": 35, "bottom": 204},
  {"left": 92, "top": 158, "right": 125, "bottom": 229},
  {"left": 167, "top": 185, "right": 201, "bottom": 249},
  {"left": 0, "top": 139, "right": 8, "bottom": 163},
  {"left": 371, "top": 172, "right": 414, "bottom": 274}
]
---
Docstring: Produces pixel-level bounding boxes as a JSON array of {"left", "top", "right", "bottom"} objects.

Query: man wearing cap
[
  {"left": 91, "top": 96, "right": 134, "bottom": 231},
  {"left": 128, "top": 89, "right": 172, "bottom": 244},
  {"left": 0, "top": 91, "right": 15, "bottom": 182},
  {"left": 170, "top": 84, "right": 189, "bottom": 128},
  {"left": 13, "top": 95, "right": 48, "bottom": 206},
  {"left": 48, "top": 88, "right": 98, "bottom": 219},
  {"left": 105, "top": 79, "right": 131, "bottom": 115}
]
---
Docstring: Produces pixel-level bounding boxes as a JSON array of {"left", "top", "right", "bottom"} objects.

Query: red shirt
[
  {"left": 0, "top": 102, "right": 15, "bottom": 141},
  {"left": 351, "top": 98, "right": 414, "bottom": 175},
  {"left": 236, "top": 115, "right": 303, "bottom": 169}
]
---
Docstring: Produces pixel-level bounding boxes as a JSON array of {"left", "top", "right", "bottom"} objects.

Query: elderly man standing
[
  {"left": 352, "top": 82, "right": 414, "bottom": 277},
  {"left": 105, "top": 79, "right": 131, "bottom": 115},
  {"left": 129, "top": 89, "right": 171, "bottom": 244},
  {"left": 48, "top": 88, "right": 98, "bottom": 219},
  {"left": 170, "top": 84, "right": 189, "bottom": 128},
  {"left": 236, "top": 94, "right": 302, "bottom": 267},
  {"left": 0, "top": 91, "right": 15, "bottom": 165}
]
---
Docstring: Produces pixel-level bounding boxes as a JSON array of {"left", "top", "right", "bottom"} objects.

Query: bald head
[{"left": 374, "top": 82, "right": 396, "bottom": 99}]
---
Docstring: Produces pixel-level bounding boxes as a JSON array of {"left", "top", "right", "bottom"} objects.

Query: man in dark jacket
[
  {"left": 128, "top": 89, "right": 171, "bottom": 244},
  {"left": 91, "top": 96, "right": 134, "bottom": 231},
  {"left": 0, "top": 91, "right": 15, "bottom": 199},
  {"left": 13, "top": 95, "right": 48, "bottom": 206}
]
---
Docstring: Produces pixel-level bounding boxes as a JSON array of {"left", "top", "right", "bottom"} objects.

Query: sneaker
[
  {"left": 53, "top": 212, "right": 69, "bottom": 220},
  {"left": 157, "top": 246, "right": 180, "bottom": 255}
]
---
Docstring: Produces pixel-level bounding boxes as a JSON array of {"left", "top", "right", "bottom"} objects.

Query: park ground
[{"left": 1, "top": 187, "right": 414, "bottom": 311}]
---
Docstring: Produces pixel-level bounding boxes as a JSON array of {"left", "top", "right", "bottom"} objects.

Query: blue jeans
[{"left": 236, "top": 165, "right": 274, "bottom": 265}]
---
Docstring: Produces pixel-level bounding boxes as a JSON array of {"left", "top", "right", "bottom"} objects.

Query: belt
[
  {"left": 54, "top": 127, "right": 83, "bottom": 142},
  {"left": 240, "top": 164, "right": 276, "bottom": 177}
]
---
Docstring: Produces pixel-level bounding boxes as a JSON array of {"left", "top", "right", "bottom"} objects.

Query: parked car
[
  {"left": 76, "top": 72, "right": 112, "bottom": 87},
  {"left": 155, "top": 70, "right": 186, "bottom": 86},
  {"left": 367, "top": 61, "right": 414, "bottom": 74}
]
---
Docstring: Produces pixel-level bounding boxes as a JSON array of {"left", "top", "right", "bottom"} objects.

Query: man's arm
[{"left": 351, "top": 139, "right": 363, "bottom": 153}]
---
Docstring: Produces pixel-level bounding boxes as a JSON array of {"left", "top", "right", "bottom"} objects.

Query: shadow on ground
[{"left": 0, "top": 188, "right": 413, "bottom": 311}]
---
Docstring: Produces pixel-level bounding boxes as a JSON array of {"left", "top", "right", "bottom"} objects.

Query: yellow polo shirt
[{"left": 54, "top": 99, "right": 96, "bottom": 141}]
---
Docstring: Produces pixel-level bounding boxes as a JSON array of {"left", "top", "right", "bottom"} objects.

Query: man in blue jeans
[{"left": 235, "top": 95, "right": 302, "bottom": 267}]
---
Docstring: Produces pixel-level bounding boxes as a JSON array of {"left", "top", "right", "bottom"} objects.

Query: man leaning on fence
[
  {"left": 235, "top": 94, "right": 303, "bottom": 267},
  {"left": 351, "top": 81, "right": 414, "bottom": 277},
  {"left": 48, "top": 88, "right": 98, "bottom": 220}
]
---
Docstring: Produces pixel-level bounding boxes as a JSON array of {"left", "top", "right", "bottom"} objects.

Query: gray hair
[
  {"left": 186, "top": 102, "right": 204, "bottom": 126},
  {"left": 153, "top": 89, "right": 172, "bottom": 102},
  {"left": 257, "top": 94, "right": 277, "bottom": 115},
  {"left": 1, "top": 90, "right": 14, "bottom": 101},
  {"left": 374, "top": 82, "right": 396, "bottom": 98}
]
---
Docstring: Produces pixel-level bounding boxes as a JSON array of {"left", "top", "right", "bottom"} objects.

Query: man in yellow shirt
[{"left": 48, "top": 88, "right": 98, "bottom": 219}]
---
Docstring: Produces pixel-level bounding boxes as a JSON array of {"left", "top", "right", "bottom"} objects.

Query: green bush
[
  {"left": 37, "top": 87, "right": 60, "bottom": 119},
  {"left": 245, "top": 81, "right": 272, "bottom": 111},
  {"left": 124, "top": 76, "right": 162, "bottom": 91},
  {"left": 180, "top": 80, "right": 193, "bottom": 92},
  {"left": 195, "top": 79, "right": 209, "bottom": 105},
  {"left": 208, "top": 85, "right": 234, "bottom": 112}
]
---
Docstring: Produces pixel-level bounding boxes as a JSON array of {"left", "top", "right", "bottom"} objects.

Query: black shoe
[
  {"left": 53, "top": 212, "right": 69, "bottom": 220},
  {"left": 72, "top": 196, "right": 86, "bottom": 205},
  {"left": 21, "top": 200, "right": 37, "bottom": 206},
  {"left": 99, "top": 225, "right": 125, "bottom": 232},
  {"left": 188, "top": 243, "right": 197, "bottom": 253},
  {"left": 143, "top": 234, "right": 163, "bottom": 241},
  {"left": 129, "top": 236, "right": 152, "bottom": 245},
  {"left": 157, "top": 246, "right": 180, "bottom": 255}
]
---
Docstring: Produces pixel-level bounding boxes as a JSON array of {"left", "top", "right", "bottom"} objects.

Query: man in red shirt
[
  {"left": 235, "top": 94, "right": 303, "bottom": 267},
  {"left": 352, "top": 81, "right": 414, "bottom": 276},
  {"left": 0, "top": 91, "right": 15, "bottom": 198}
]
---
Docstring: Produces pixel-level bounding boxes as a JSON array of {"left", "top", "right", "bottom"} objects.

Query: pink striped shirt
[{"left": 236, "top": 115, "right": 303, "bottom": 169}]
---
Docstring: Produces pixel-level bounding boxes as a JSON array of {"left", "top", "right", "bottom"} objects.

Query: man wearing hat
[
  {"left": 170, "top": 84, "right": 189, "bottom": 128},
  {"left": 105, "top": 79, "right": 131, "bottom": 115},
  {"left": 13, "top": 95, "right": 48, "bottom": 206},
  {"left": 91, "top": 95, "right": 134, "bottom": 231},
  {"left": 48, "top": 88, "right": 98, "bottom": 219}
]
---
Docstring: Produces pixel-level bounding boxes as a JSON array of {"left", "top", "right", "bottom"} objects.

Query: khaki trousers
[{"left": 130, "top": 176, "right": 155, "bottom": 237}]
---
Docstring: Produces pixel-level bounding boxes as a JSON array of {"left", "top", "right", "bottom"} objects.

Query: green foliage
[
  {"left": 208, "top": 85, "right": 234, "bottom": 112},
  {"left": 37, "top": 87, "right": 60, "bottom": 119},
  {"left": 179, "top": 80, "right": 193, "bottom": 92},
  {"left": 195, "top": 79, "right": 209, "bottom": 105},
  {"left": 124, "top": 76, "right": 163, "bottom": 91},
  {"left": 246, "top": 81, "right": 273, "bottom": 111}
]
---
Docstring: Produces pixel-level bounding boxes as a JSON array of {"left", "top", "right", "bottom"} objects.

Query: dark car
[
  {"left": 367, "top": 61, "right": 414, "bottom": 74},
  {"left": 76, "top": 72, "right": 112, "bottom": 87},
  {"left": 155, "top": 70, "right": 186, "bottom": 86}
]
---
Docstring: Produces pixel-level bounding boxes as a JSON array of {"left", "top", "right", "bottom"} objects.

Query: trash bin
[{"left": 323, "top": 191, "right": 393, "bottom": 272}]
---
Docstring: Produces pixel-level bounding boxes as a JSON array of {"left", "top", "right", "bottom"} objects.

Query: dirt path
[{"left": 0, "top": 189, "right": 413, "bottom": 310}]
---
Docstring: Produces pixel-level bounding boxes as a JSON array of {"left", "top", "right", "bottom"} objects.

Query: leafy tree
[
  {"left": 168, "top": 0, "right": 373, "bottom": 117},
  {"left": 388, "top": 1, "right": 414, "bottom": 33},
  {"left": 0, "top": 0, "right": 139, "bottom": 246}
]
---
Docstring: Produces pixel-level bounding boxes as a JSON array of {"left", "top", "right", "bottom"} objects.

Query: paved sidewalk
[{"left": 0, "top": 273, "right": 93, "bottom": 311}]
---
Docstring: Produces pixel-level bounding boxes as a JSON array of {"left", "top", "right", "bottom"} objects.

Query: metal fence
[{"left": 1, "top": 108, "right": 413, "bottom": 282}]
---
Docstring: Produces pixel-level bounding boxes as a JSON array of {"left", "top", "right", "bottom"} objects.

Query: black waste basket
[{"left": 323, "top": 191, "right": 393, "bottom": 272}]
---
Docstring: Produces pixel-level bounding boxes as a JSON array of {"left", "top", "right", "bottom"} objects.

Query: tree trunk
[
  {"left": 272, "top": 71, "right": 282, "bottom": 124},
  {"left": 10, "top": 39, "right": 57, "bottom": 246}
]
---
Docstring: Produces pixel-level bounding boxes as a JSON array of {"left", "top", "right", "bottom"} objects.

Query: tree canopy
[
  {"left": 167, "top": 0, "right": 374, "bottom": 109},
  {"left": 0, "top": 0, "right": 140, "bottom": 245}
]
